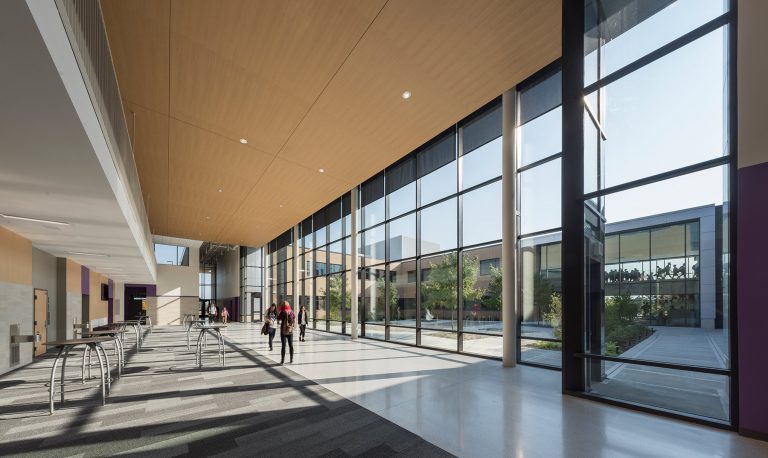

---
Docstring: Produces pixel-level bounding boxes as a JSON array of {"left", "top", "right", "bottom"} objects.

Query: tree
[
  {"left": 543, "top": 292, "right": 562, "bottom": 340},
  {"left": 485, "top": 265, "right": 503, "bottom": 311},
  {"left": 328, "top": 274, "right": 350, "bottom": 321},
  {"left": 375, "top": 276, "right": 399, "bottom": 321},
  {"left": 533, "top": 273, "right": 554, "bottom": 322},
  {"left": 421, "top": 253, "right": 482, "bottom": 329}
]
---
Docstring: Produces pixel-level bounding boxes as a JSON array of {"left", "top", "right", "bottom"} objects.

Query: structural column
[
  {"left": 501, "top": 88, "right": 518, "bottom": 367},
  {"left": 293, "top": 225, "right": 299, "bottom": 309},
  {"left": 350, "top": 187, "right": 359, "bottom": 339}
]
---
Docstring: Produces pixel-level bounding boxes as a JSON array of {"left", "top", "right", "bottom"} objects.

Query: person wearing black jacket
[
  {"left": 277, "top": 301, "right": 296, "bottom": 365},
  {"left": 298, "top": 305, "right": 309, "bottom": 342}
]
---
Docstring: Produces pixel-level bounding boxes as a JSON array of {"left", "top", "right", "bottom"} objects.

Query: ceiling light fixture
[
  {"left": 1, "top": 213, "right": 69, "bottom": 226},
  {"left": 205, "top": 216, "right": 211, "bottom": 220},
  {"left": 217, "top": 187, "right": 223, "bottom": 193},
  {"left": 68, "top": 252, "right": 108, "bottom": 257},
  {"left": 239, "top": 138, "right": 248, "bottom": 144},
  {"left": 279, "top": 204, "right": 284, "bottom": 208},
  {"left": 401, "top": 90, "right": 412, "bottom": 99},
  {"left": 318, "top": 168, "right": 325, "bottom": 173}
]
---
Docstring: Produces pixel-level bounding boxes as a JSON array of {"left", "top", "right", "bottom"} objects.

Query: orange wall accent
[
  {"left": 89, "top": 269, "right": 109, "bottom": 321},
  {"left": 65, "top": 259, "right": 81, "bottom": 294},
  {"left": 0, "top": 225, "right": 32, "bottom": 285}
]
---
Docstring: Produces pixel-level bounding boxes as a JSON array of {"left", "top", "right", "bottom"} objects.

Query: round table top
[
  {"left": 83, "top": 330, "right": 128, "bottom": 335},
  {"left": 197, "top": 324, "right": 228, "bottom": 330},
  {"left": 44, "top": 337, "right": 112, "bottom": 346}
]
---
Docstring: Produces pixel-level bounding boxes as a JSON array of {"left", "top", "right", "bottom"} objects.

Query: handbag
[{"left": 261, "top": 321, "right": 270, "bottom": 335}]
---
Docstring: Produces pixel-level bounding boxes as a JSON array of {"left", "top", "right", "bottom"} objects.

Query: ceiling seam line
[
  {"left": 272, "top": 0, "right": 390, "bottom": 158},
  {"left": 122, "top": 98, "right": 278, "bottom": 158},
  {"left": 166, "top": 0, "right": 172, "bottom": 238},
  {"left": 208, "top": 1, "right": 390, "bottom": 246}
]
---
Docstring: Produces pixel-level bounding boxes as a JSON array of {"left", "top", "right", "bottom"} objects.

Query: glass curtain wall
[
  {"left": 567, "top": 0, "right": 734, "bottom": 423},
  {"left": 240, "top": 246, "right": 264, "bottom": 322},
  {"left": 516, "top": 68, "right": 563, "bottom": 367},
  {"left": 267, "top": 229, "right": 293, "bottom": 309},
  {"left": 357, "top": 100, "right": 503, "bottom": 356},
  {"left": 301, "top": 196, "right": 354, "bottom": 332}
]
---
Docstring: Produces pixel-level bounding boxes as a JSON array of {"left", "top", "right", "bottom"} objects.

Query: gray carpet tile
[{"left": 0, "top": 326, "right": 453, "bottom": 458}]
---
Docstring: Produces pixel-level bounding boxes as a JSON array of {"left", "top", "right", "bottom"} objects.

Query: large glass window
[
  {"left": 388, "top": 214, "right": 416, "bottom": 261},
  {"left": 575, "top": 0, "right": 733, "bottom": 423},
  {"left": 154, "top": 243, "right": 189, "bottom": 266},
  {"left": 420, "top": 198, "right": 457, "bottom": 255},
  {"left": 462, "top": 181, "right": 502, "bottom": 247},
  {"left": 389, "top": 260, "right": 417, "bottom": 327}
]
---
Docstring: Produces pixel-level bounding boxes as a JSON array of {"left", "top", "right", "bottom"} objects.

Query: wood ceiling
[{"left": 101, "top": 0, "right": 560, "bottom": 248}]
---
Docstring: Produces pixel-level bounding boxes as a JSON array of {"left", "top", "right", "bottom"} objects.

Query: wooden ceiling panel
[
  {"left": 164, "top": 119, "right": 275, "bottom": 240},
  {"left": 168, "top": 0, "right": 386, "bottom": 154},
  {"left": 123, "top": 101, "right": 169, "bottom": 235},
  {"left": 279, "top": 0, "right": 561, "bottom": 182},
  {"left": 101, "top": 0, "right": 170, "bottom": 114},
  {"left": 216, "top": 158, "right": 351, "bottom": 244},
  {"left": 103, "top": 0, "right": 562, "bottom": 248}
]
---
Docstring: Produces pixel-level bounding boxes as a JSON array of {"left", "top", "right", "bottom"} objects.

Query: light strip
[
  {"left": 68, "top": 252, "right": 109, "bottom": 257},
  {"left": 0, "top": 213, "right": 69, "bottom": 226}
]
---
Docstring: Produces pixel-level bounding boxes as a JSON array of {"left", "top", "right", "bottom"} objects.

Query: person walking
[
  {"left": 298, "top": 305, "right": 308, "bottom": 342},
  {"left": 207, "top": 301, "right": 218, "bottom": 322},
  {"left": 220, "top": 305, "right": 229, "bottom": 324},
  {"left": 266, "top": 303, "right": 278, "bottom": 351},
  {"left": 277, "top": 300, "right": 296, "bottom": 365}
]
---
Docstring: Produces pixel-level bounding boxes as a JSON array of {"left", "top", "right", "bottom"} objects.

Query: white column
[
  {"left": 502, "top": 88, "right": 518, "bottom": 367},
  {"left": 293, "top": 225, "right": 300, "bottom": 308},
  {"left": 262, "top": 245, "right": 269, "bottom": 312},
  {"left": 350, "top": 187, "right": 359, "bottom": 339}
]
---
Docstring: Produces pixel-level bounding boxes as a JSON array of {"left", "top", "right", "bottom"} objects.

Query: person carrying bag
[{"left": 277, "top": 301, "right": 296, "bottom": 365}]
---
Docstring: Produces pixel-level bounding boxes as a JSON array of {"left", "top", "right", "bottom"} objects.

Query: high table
[
  {"left": 43, "top": 337, "right": 112, "bottom": 414},
  {"left": 113, "top": 320, "right": 142, "bottom": 350},
  {"left": 194, "top": 324, "right": 227, "bottom": 369},
  {"left": 82, "top": 329, "right": 127, "bottom": 377},
  {"left": 186, "top": 319, "right": 206, "bottom": 350}
]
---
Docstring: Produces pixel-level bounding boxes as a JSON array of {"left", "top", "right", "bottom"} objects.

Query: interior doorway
[
  {"left": 251, "top": 292, "right": 262, "bottom": 322},
  {"left": 33, "top": 289, "right": 48, "bottom": 357},
  {"left": 125, "top": 286, "right": 146, "bottom": 320}
]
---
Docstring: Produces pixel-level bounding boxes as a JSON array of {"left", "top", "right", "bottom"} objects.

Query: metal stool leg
[
  {"left": 49, "top": 346, "right": 65, "bottom": 414},
  {"left": 92, "top": 344, "right": 107, "bottom": 406},
  {"left": 60, "top": 347, "right": 71, "bottom": 404},
  {"left": 81, "top": 346, "right": 88, "bottom": 383},
  {"left": 96, "top": 343, "right": 111, "bottom": 393}
]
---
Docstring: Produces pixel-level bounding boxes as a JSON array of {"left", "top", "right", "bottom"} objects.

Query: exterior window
[{"left": 154, "top": 243, "right": 189, "bottom": 266}]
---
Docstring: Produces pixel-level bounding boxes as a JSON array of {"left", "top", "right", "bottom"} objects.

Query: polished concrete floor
[
  {"left": 2, "top": 323, "right": 765, "bottom": 457},
  {"left": 0, "top": 327, "right": 449, "bottom": 457},
  {"left": 226, "top": 324, "right": 768, "bottom": 458}
]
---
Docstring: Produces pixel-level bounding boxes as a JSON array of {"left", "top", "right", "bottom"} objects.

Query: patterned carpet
[{"left": 0, "top": 326, "right": 452, "bottom": 457}]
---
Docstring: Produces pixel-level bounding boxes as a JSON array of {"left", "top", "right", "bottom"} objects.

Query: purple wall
[
  {"left": 738, "top": 161, "right": 768, "bottom": 438},
  {"left": 81, "top": 265, "right": 89, "bottom": 295}
]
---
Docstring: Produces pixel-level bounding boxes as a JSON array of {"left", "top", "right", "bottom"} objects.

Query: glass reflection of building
[{"left": 523, "top": 205, "right": 722, "bottom": 331}]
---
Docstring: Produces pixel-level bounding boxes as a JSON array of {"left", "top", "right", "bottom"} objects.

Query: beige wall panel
[
  {"left": 101, "top": 0, "right": 170, "bottom": 114},
  {"left": 0, "top": 225, "right": 32, "bottom": 285},
  {"left": 66, "top": 258, "right": 81, "bottom": 294},
  {"left": 89, "top": 270, "right": 109, "bottom": 324},
  {"left": 738, "top": 0, "right": 768, "bottom": 169}
]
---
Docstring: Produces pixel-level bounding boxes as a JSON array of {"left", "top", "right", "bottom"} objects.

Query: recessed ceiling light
[
  {"left": 217, "top": 187, "right": 223, "bottom": 193},
  {"left": 239, "top": 138, "right": 248, "bottom": 144},
  {"left": 318, "top": 168, "right": 325, "bottom": 173},
  {"left": 205, "top": 216, "right": 211, "bottom": 220},
  {"left": 401, "top": 90, "right": 412, "bottom": 99},
  {"left": 69, "top": 252, "right": 108, "bottom": 257},
  {"left": 1, "top": 213, "right": 69, "bottom": 226},
  {"left": 279, "top": 204, "right": 283, "bottom": 208}
]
